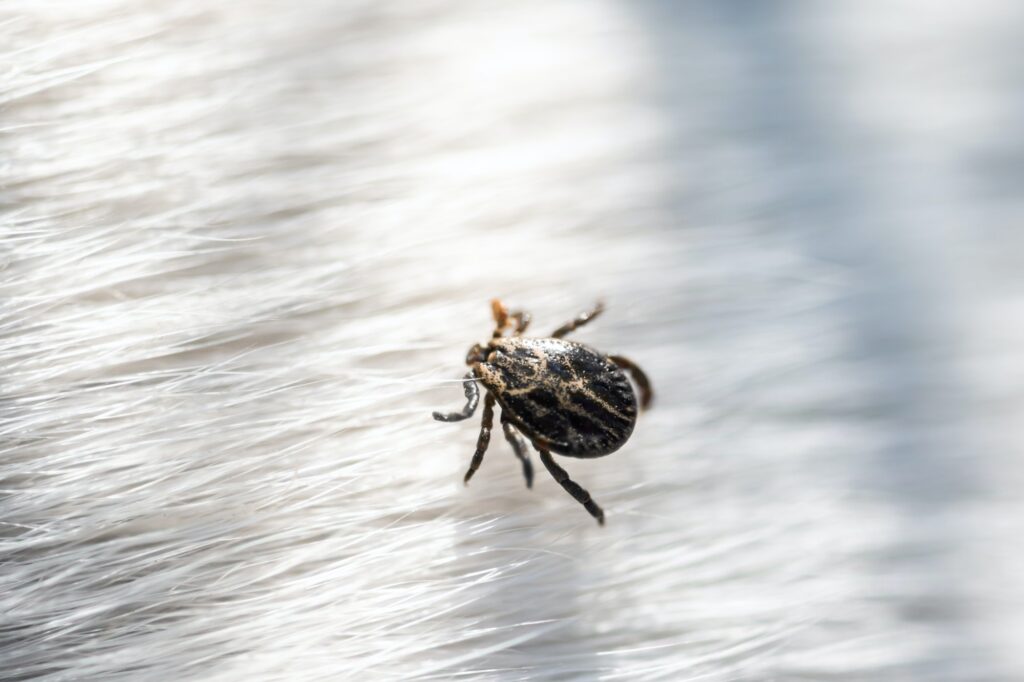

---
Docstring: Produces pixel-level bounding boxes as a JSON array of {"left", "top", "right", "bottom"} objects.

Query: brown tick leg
[
  {"left": 509, "top": 310, "right": 531, "bottom": 336},
  {"left": 609, "top": 355, "right": 653, "bottom": 410},
  {"left": 551, "top": 301, "right": 605, "bottom": 339},
  {"left": 432, "top": 372, "right": 479, "bottom": 422},
  {"left": 491, "top": 299, "right": 510, "bottom": 338},
  {"left": 463, "top": 393, "right": 495, "bottom": 485},
  {"left": 538, "top": 448, "right": 605, "bottom": 525},
  {"left": 500, "top": 413, "right": 533, "bottom": 488}
]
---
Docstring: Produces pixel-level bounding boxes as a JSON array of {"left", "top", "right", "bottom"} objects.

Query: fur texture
[{"left": 3, "top": 1, "right": 1023, "bottom": 680}]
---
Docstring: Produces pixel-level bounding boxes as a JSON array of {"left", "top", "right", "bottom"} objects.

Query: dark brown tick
[{"left": 433, "top": 300, "right": 653, "bottom": 525}]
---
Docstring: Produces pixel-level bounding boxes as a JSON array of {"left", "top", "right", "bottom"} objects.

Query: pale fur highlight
[{"left": 2, "top": 1, "right": 1023, "bottom": 680}]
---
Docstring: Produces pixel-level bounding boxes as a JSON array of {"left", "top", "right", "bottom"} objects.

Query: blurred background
[{"left": 2, "top": 1, "right": 1023, "bottom": 680}]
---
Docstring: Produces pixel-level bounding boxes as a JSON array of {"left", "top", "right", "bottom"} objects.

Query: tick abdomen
[{"left": 474, "top": 337, "right": 637, "bottom": 458}]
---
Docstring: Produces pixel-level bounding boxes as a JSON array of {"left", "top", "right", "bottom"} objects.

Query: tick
[{"left": 433, "top": 300, "right": 653, "bottom": 525}]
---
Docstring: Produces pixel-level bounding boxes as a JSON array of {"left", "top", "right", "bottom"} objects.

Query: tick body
[
  {"left": 433, "top": 300, "right": 653, "bottom": 525},
  {"left": 476, "top": 337, "right": 638, "bottom": 458}
]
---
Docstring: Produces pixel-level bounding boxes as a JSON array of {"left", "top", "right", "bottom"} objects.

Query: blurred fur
[{"left": 3, "top": 1, "right": 1023, "bottom": 680}]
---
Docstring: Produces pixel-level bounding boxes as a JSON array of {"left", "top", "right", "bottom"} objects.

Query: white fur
[{"left": 3, "top": 1, "right": 1022, "bottom": 680}]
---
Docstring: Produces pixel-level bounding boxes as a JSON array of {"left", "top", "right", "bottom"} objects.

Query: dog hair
[{"left": 3, "top": 1, "right": 1022, "bottom": 680}]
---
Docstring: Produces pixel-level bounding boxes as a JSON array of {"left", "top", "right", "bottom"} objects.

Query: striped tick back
[{"left": 473, "top": 337, "right": 637, "bottom": 458}]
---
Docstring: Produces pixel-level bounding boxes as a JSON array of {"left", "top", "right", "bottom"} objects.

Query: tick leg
[
  {"left": 501, "top": 413, "right": 534, "bottom": 488},
  {"left": 509, "top": 310, "right": 531, "bottom": 336},
  {"left": 551, "top": 301, "right": 605, "bottom": 339},
  {"left": 609, "top": 355, "right": 654, "bottom": 410},
  {"left": 432, "top": 372, "right": 480, "bottom": 422},
  {"left": 538, "top": 448, "right": 605, "bottom": 525},
  {"left": 463, "top": 393, "right": 495, "bottom": 485}
]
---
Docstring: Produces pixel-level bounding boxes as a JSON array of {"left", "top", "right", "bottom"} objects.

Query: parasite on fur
[{"left": 434, "top": 300, "right": 653, "bottom": 524}]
